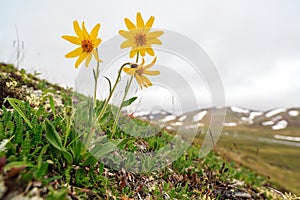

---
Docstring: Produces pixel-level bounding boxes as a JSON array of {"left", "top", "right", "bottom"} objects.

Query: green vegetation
[
  {"left": 217, "top": 127, "right": 300, "bottom": 195},
  {"left": 191, "top": 124, "right": 300, "bottom": 195},
  {"left": 0, "top": 63, "right": 298, "bottom": 199}
]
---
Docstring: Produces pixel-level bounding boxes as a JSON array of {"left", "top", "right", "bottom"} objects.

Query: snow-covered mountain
[
  {"left": 131, "top": 106, "right": 300, "bottom": 132},
  {"left": 225, "top": 106, "right": 300, "bottom": 130}
]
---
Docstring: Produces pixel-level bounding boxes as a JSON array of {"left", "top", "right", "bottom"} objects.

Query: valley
[{"left": 133, "top": 106, "right": 300, "bottom": 194}]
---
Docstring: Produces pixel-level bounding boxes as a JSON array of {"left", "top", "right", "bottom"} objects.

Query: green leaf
[
  {"left": 90, "top": 141, "right": 121, "bottom": 158},
  {"left": 35, "top": 162, "right": 48, "bottom": 179},
  {"left": 62, "top": 151, "right": 73, "bottom": 164},
  {"left": 44, "top": 119, "right": 64, "bottom": 151},
  {"left": 6, "top": 98, "right": 33, "bottom": 129},
  {"left": 117, "top": 137, "right": 135, "bottom": 149},
  {"left": 121, "top": 96, "right": 138, "bottom": 107},
  {"left": 98, "top": 162, "right": 104, "bottom": 174},
  {"left": 70, "top": 140, "right": 82, "bottom": 164},
  {"left": 98, "top": 112, "right": 109, "bottom": 124},
  {"left": 48, "top": 95, "right": 56, "bottom": 119},
  {"left": 44, "top": 121, "right": 73, "bottom": 162},
  {"left": 5, "top": 121, "right": 14, "bottom": 133},
  {"left": 4, "top": 161, "right": 33, "bottom": 171},
  {"left": 46, "top": 189, "right": 67, "bottom": 200},
  {"left": 82, "top": 154, "right": 97, "bottom": 167},
  {"left": 95, "top": 100, "right": 105, "bottom": 116}
]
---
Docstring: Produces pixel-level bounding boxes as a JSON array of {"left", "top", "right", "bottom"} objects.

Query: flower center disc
[
  {"left": 81, "top": 40, "right": 94, "bottom": 53},
  {"left": 135, "top": 34, "right": 147, "bottom": 46},
  {"left": 136, "top": 68, "right": 143, "bottom": 75}
]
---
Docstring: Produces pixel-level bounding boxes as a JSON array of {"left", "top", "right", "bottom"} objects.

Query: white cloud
[{"left": 0, "top": 0, "right": 300, "bottom": 111}]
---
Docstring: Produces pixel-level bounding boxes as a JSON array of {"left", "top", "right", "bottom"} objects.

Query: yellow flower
[
  {"left": 62, "top": 21, "right": 102, "bottom": 68},
  {"left": 123, "top": 57, "right": 160, "bottom": 88},
  {"left": 119, "top": 12, "right": 164, "bottom": 58}
]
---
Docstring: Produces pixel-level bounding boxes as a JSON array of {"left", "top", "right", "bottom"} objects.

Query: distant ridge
[{"left": 131, "top": 106, "right": 300, "bottom": 132}]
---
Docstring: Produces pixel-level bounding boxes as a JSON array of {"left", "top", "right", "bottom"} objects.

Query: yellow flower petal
[
  {"left": 134, "top": 74, "right": 143, "bottom": 88},
  {"left": 140, "top": 75, "right": 153, "bottom": 87},
  {"left": 125, "top": 18, "right": 136, "bottom": 30},
  {"left": 140, "top": 58, "right": 145, "bottom": 66},
  {"left": 119, "top": 30, "right": 134, "bottom": 39},
  {"left": 65, "top": 47, "right": 82, "bottom": 58},
  {"left": 145, "top": 16, "right": 154, "bottom": 28},
  {"left": 61, "top": 35, "right": 81, "bottom": 45},
  {"left": 146, "top": 48, "right": 155, "bottom": 56},
  {"left": 123, "top": 67, "right": 136, "bottom": 75},
  {"left": 119, "top": 13, "right": 162, "bottom": 58},
  {"left": 82, "top": 22, "right": 90, "bottom": 40},
  {"left": 75, "top": 52, "right": 88, "bottom": 68},
  {"left": 130, "top": 49, "right": 138, "bottom": 58},
  {"left": 144, "top": 57, "right": 157, "bottom": 69},
  {"left": 63, "top": 21, "right": 102, "bottom": 68},
  {"left": 143, "top": 70, "right": 160, "bottom": 76},
  {"left": 73, "top": 20, "right": 83, "bottom": 39},
  {"left": 90, "top": 23, "right": 100, "bottom": 40},
  {"left": 121, "top": 40, "right": 135, "bottom": 49},
  {"left": 93, "top": 38, "right": 102, "bottom": 47},
  {"left": 148, "top": 31, "right": 164, "bottom": 39},
  {"left": 92, "top": 49, "right": 102, "bottom": 62},
  {"left": 140, "top": 48, "right": 146, "bottom": 57},
  {"left": 85, "top": 53, "right": 92, "bottom": 67},
  {"left": 147, "top": 38, "right": 162, "bottom": 45},
  {"left": 136, "top": 12, "right": 144, "bottom": 28}
]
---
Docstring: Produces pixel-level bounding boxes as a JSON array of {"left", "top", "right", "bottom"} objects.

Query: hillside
[
  {"left": 133, "top": 106, "right": 300, "bottom": 194},
  {"left": 133, "top": 106, "right": 300, "bottom": 132},
  {"left": 0, "top": 63, "right": 298, "bottom": 199}
]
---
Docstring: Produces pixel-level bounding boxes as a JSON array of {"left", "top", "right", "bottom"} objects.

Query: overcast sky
[{"left": 1, "top": 0, "right": 300, "bottom": 112}]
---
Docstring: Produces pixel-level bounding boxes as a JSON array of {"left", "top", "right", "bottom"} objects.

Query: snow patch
[
  {"left": 171, "top": 122, "right": 183, "bottom": 126},
  {"left": 223, "top": 122, "right": 237, "bottom": 127},
  {"left": 241, "top": 117, "right": 254, "bottom": 124},
  {"left": 185, "top": 124, "right": 198, "bottom": 129},
  {"left": 262, "top": 121, "right": 274, "bottom": 126},
  {"left": 150, "top": 110, "right": 161, "bottom": 115},
  {"left": 274, "top": 135, "right": 300, "bottom": 142},
  {"left": 160, "top": 115, "right": 176, "bottom": 122},
  {"left": 139, "top": 116, "right": 148, "bottom": 120},
  {"left": 198, "top": 123, "right": 205, "bottom": 127},
  {"left": 193, "top": 111, "right": 207, "bottom": 122},
  {"left": 272, "top": 120, "right": 288, "bottom": 130},
  {"left": 249, "top": 111, "right": 263, "bottom": 120},
  {"left": 185, "top": 123, "right": 204, "bottom": 129},
  {"left": 265, "top": 108, "right": 287, "bottom": 118},
  {"left": 160, "top": 110, "right": 168, "bottom": 115},
  {"left": 271, "top": 115, "right": 282, "bottom": 122},
  {"left": 288, "top": 110, "right": 299, "bottom": 117},
  {"left": 178, "top": 115, "right": 187, "bottom": 121},
  {"left": 231, "top": 106, "right": 249, "bottom": 114},
  {"left": 133, "top": 111, "right": 149, "bottom": 117}
]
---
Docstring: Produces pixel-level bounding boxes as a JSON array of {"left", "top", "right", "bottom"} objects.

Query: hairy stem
[{"left": 111, "top": 75, "right": 133, "bottom": 137}]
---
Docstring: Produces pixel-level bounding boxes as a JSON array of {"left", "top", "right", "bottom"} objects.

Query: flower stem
[
  {"left": 136, "top": 52, "right": 139, "bottom": 63},
  {"left": 64, "top": 119, "right": 72, "bottom": 147},
  {"left": 84, "top": 48, "right": 101, "bottom": 150},
  {"left": 63, "top": 106, "right": 74, "bottom": 147},
  {"left": 111, "top": 75, "right": 133, "bottom": 137},
  {"left": 93, "top": 49, "right": 100, "bottom": 108},
  {"left": 94, "top": 62, "right": 131, "bottom": 124},
  {"left": 111, "top": 52, "right": 139, "bottom": 138}
]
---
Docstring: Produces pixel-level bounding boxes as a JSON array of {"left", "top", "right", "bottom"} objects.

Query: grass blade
[
  {"left": 6, "top": 98, "right": 33, "bottom": 129},
  {"left": 48, "top": 95, "right": 56, "bottom": 119}
]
